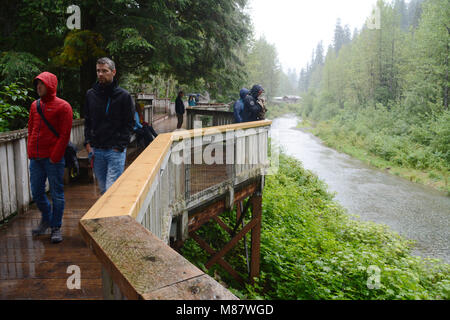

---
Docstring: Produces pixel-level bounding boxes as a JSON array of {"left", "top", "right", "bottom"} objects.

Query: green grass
[
  {"left": 265, "top": 103, "right": 302, "bottom": 120},
  {"left": 181, "top": 152, "right": 450, "bottom": 300},
  {"left": 307, "top": 120, "right": 449, "bottom": 195}
]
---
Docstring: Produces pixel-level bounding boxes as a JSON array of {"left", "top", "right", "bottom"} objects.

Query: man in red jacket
[{"left": 28, "top": 72, "right": 73, "bottom": 243}]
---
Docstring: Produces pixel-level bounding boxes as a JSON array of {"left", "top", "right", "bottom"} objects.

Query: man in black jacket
[
  {"left": 175, "top": 91, "right": 185, "bottom": 129},
  {"left": 84, "top": 57, "right": 135, "bottom": 194},
  {"left": 242, "top": 84, "right": 265, "bottom": 122}
]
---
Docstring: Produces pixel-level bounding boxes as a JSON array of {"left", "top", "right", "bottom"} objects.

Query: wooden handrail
[
  {"left": 79, "top": 120, "right": 272, "bottom": 300},
  {"left": 81, "top": 120, "right": 271, "bottom": 221}
]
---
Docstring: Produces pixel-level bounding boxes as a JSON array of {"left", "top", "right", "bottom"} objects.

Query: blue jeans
[
  {"left": 93, "top": 148, "right": 126, "bottom": 194},
  {"left": 29, "top": 158, "right": 65, "bottom": 228}
]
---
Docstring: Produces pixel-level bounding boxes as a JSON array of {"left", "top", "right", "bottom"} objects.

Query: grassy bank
[
  {"left": 265, "top": 102, "right": 302, "bottom": 120},
  {"left": 297, "top": 116, "right": 449, "bottom": 195},
  {"left": 181, "top": 152, "right": 450, "bottom": 300}
]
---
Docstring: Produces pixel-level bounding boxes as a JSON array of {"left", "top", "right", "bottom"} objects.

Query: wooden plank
[
  {"left": 187, "top": 181, "right": 257, "bottom": 234},
  {"left": 190, "top": 233, "right": 245, "bottom": 285},
  {"left": 0, "top": 279, "right": 102, "bottom": 300},
  {"left": 79, "top": 216, "right": 206, "bottom": 299},
  {"left": 80, "top": 133, "right": 173, "bottom": 221},
  {"left": 0, "top": 144, "right": 11, "bottom": 219},
  {"left": 142, "top": 274, "right": 238, "bottom": 300},
  {"left": 0, "top": 247, "right": 98, "bottom": 263},
  {"left": 205, "top": 218, "right": 258, "bottom": 269},
  {"left": 172, "top": 120, "right": 272, "bottom": 141},
  {"left": 0, "top": 262, "right": 101, "bottom": 280},
  {"left": 7, "top": 142, "right": 17, "bottom": 215},
  {"left": 212, "top": 216, "right": 233, "bottom": 235},
  {"left": 188, "top": 200, "right": 226, "bottom": 233}
]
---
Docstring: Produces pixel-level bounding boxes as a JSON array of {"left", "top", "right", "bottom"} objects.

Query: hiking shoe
[
  {"left": 32, "top": 220, "right": 50, "bottom": 236},
  {"left": 51, "top": 227, "right": 63, "bottom": 244}
]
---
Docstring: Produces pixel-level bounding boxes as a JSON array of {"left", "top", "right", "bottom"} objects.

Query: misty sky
[{"left": 248, "top": 0, "right": 378, "bottom": 73}]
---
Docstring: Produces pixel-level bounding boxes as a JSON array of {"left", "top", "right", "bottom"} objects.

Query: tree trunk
[
  {"left": 79, "top": 4, "right": 98, "bottom": 118},
  {"left": 80, "top": 59, "right": 97, "bottom": 118}
]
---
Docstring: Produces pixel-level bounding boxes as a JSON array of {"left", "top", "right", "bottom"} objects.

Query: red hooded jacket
[{"left": 27, "top": 72, "right": 73, "bottom": 163}]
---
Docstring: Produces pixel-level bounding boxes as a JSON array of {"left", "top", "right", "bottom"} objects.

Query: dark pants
[
  {"left": 29, "top": 158, "right": 65, "bottom": 228},
  {"left": 176, "top": 113, "right": 184, "bottom": 129}
]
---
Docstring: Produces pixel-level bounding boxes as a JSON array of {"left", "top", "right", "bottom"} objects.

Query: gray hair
[{"left": 96, "top": 57, "right": 116, "bottom": 71}]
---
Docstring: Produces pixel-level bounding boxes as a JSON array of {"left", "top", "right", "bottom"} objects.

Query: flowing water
[{"left": 270, "top": 116, "right": 450, "bottom": 263}]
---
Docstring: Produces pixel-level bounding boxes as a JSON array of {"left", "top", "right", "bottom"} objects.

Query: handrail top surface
[
  {"left": 80, "top": 120, "right": 271, "bottom": 222},
  {"left": 172, "top": 120, "right": 272, "bottom": 140}
]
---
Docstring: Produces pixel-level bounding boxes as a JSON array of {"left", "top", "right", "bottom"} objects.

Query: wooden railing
[
  {"left": 186, "top": 106, "right": 235, "bottom": 130},
  {"left": 0, "top": 101, "right": 166, "bottom": 223},
  {"left": 0, "top": 119, "right": 85, "bottom": 222},
  {"left": 79, "top": 120, "right": 271, "bottom": 299}
]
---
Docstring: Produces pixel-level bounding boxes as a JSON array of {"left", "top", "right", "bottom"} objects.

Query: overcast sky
[{"left": 247, "top": 0, "right": 378, "bottom": 74}]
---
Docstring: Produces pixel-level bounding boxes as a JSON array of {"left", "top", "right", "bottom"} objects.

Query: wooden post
[
  {"left": 180, "top": 210, "right": 189, "bottom": 242},
  {"left": 250, "top": 192, "right": 262, "bottom": 284},
  {"left": 236, "top": 201, "right": 242, "bottom": 224}
]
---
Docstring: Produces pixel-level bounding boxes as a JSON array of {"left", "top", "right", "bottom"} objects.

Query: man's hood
[
  {"left": 34, "top": 72, "right": 58, "bottom": 102},
  {"left": 239, "top": 88, "right": 249, "bottom": 100},
  {"left": 249, "top": 84, "right": 264, "bottom": 98}
]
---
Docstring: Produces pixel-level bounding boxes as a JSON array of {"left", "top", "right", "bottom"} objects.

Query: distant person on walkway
[
  {"left": 188, "top": 95, "right": 196, "bottom": 106},
  {"left": 242, "top": 84, "right": 265, "bottom": 122},
  {"left": 28, "top": 72, "right": 73, "bottom": 244},
  {"left": 175, "top": 91, "right": 185, "bottom": 129},
  {"left": 233, "top": 88, "right": 249, "bottom": 123},
  {"left": 134, "top": 102, "right": 158, "bottom": 148},
  {"left": 84, "top": 57, "right": 135, "bottom": 195}
]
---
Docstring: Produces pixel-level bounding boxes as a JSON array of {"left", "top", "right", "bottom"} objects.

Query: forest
[
  {"left": 0, "top": 0, "right": 294, "bottom": 133},
  {"left": 0, "top": 0, "right": 261, "bottom": 130},
  {"left": 292, "top": 0, "right": 449, "bottom": 192}
]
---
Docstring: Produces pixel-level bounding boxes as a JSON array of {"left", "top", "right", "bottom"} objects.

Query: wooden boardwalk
[
  {"left": 0, "top": 180, "right": 103, "bottom": 299},
  {"left": 0, "top": 115, "right": 269, "bottom": 300},
  {"left": 0, "top": 116, "right": 182, "bottom": 300}
]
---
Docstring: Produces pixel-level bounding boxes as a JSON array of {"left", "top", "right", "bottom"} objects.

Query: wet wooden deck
[
  {"left": 0, "top": 115, "right": 182, "bottom": 300},
  {"left": 0, "top": 181, "right": 103, "bottom": 299}
]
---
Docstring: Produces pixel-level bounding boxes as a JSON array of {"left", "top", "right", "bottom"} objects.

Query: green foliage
[
  {"left": 265, "top": 103, "right": 302, "bottom": 120},
  {"left": 182, "top": 153, "right": 450, "bottom": 299},
  {"left": 298, "top": 0, "right": 449, "bottom": 191},
  {"left": 0, "top": 51, "right": 43, "bottom": 85},
  {"left": 245, "top": 37, "right": 281, "bottom": 99},
  {"left": 107, "top": 28, "right": 154, "bottom": 69},
  {"left": 0, "top": 82, "right": 33, "bottom": 132},
  {"left": 1, "top": 0, "right": 253, "bottom": 118},
  {"left": 52, "top": 30, "right": 106, "bottom": 68}
]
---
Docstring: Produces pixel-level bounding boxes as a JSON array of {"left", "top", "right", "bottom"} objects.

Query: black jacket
[
  {"left": 84, "top": 80, "right": 135, "bottom": 152},
  {"left": 175, "top": 96, "right": 185, "bottom": 114},
  {"left": 242, "top": 85, "right": 264, "bottom": 122}
]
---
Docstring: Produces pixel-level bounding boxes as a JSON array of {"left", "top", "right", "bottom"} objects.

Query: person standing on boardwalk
[
  {"left": 242, "top": 84, "right": 265, "bottom": 122},
  {"left": 84, "top": 57, "right": 135, "bottom": 194},
  {"left": 233, "top": 88, "right": 249, "bottom": 123},
  {"left": 28, "top": 72, "right": 73, "bottom": 243},
  {"left": 175, "top": 90, "right": 185, "bottom": 129}
]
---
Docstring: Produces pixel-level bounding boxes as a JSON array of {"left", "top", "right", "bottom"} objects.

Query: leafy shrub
[
  {"left": 0, "top": 82, "right": 33, "bottom": 132},
  {"left": 181, "top": 153, "right": 450, "bottom": 300},
  {"left": 0, "top": 51, "right": 43, "bottom": 85}
]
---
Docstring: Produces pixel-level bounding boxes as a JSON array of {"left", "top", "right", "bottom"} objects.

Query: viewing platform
[{"left": 0, "top": 104, "right": 272, "bottom": 300}]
